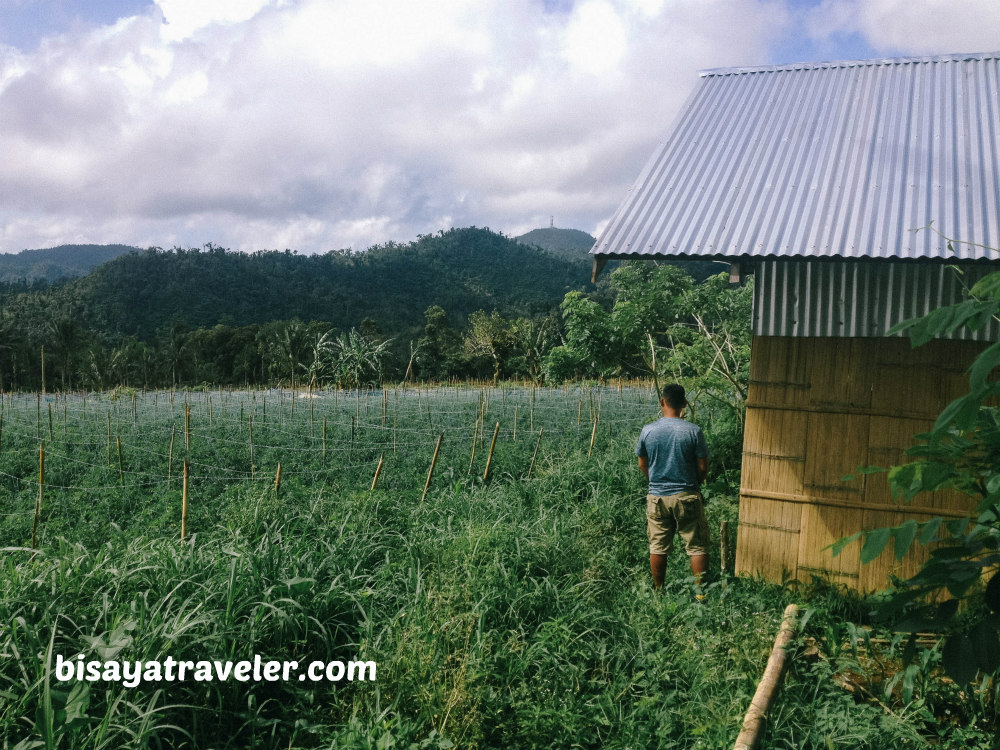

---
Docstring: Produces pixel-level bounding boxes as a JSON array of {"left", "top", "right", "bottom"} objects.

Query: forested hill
[
  {"left": 0, "top": 244, "right": 138, "bottom": 283},
  {"left": 2, "top": 228, "right": 589, "bottom": 341}
]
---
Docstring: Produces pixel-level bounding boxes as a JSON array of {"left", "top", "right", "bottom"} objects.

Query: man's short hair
[{"left": 661, "top": 384, "right": 687, "bottom": 410}]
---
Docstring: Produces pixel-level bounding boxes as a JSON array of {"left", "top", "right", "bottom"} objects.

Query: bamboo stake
[
  {"left": 370, "top": 453, "right": 385, "bottom": 491},
  {"left": 31, "top": 443, "right": 44, "bottom": 549},
  {"left": 587, "top": 419, "right": 598, "bottom": 458},
  {"left": 482, "top": 422, "right": 500, "bottom": 482},
  {"left": 527, "top": 429, "right": 543, "bottom": 480},
  {"left": 322, "top": 416, "right": 327, "bottom": 462},
  {"left": 40, "top": 346, "right": 45, "bottom": 395},
  {"left": 468, "top": 418, "right": 480, "bottom": 475},
  {"left": 184, "top": 403, "right": 191, "bottom": 454},
  {"left": 47, "top": 402, "right": 53, "bottom": 443},
  {"left": 106, "top": 410, "right": 111, "bottom": 464},
  {"left": 168, "top": 425, "right": 175, "bottom": 488},
  {"left": 0, "top": 413, "right": 4, "bottom": 456},
  {"left": 180, "top": 460, "right": 189, "bottom": 542},
  {"left": 513, "top": 404, "right": 518, "bottom": 442},
  {"left": 116, "top": 436, "right": 124, "bottom": 486},
  {"left": 274, "top": 462, "right": 283, "bottom": 494},
  {"left": 421, "top": 433, "right": 444, "bottom": 503},
  {"left": 530, "top": 387, "right": 535, "bottom": 430},
  {"left": 733, "top": 604, "right": 800, "bottom": 750},
  {"left": 36, "top": 394, "right": 40, "bottom": 439},
  {"left": 249, "top": 416, "right": 255, "bottom": 480}
]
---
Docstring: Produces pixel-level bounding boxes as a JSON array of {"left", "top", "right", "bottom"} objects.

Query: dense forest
[{"left": 0, "top": 226, "right": 746, "bottom": 393}]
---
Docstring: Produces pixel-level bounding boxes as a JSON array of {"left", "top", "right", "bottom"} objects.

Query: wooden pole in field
[
  {"left": 513, "top": 404, "right": 518, "bottom": 442},
  {"left": 36, "top": 394, "right": 40, "bottom": 439},
  {"left": 482, "top": 422, "right": 500, "bottom": 482},
  {"left": 587, "top": 419, "right": 598, "bottom": 458},
  {"left": 180, "top": 460, "right": 189, "bottom": 542},
  {"left": 529, "top": 387, "right": 535, "bottom": 430},
  {"left": 322, "top": 416, "right": 327, "bottom": 462},
  {"left": 527, "top": 429, "right": 543, "bottom": 480},
  {"left": 116, "top": 436, "right": 125, "bottom": 486},
  {"left": 370, "top": 453, "right": 385, "bottom": 491},
  {"left": 40, "top": 346, "right": 45, "bottom": 395},
  {"left": 421, "top": 433, "right": 444, "bottom": 503},
  {"left": 274, "top": 462, "right": 282, "bottom": 494},
  {"left": 168, "top": 425, "right": 175, "bottom": 488},
  {"left": 467, "top": 418, "right": 480, "bottom": 475},
  {"left": 184, "top": 403, "right": 191, "bottom": 455},
  {"left": 733, "top": 604, "right": 800, "bottom": 750},
  {"left": 0, "top": 413, "right": 4, "bottom": 456},
  {"left": 47, "top": 403, "right": 53, "bottom": 442},
  {"left": 248, "top": 416, "right": 255, "bottom": 480},
  {"left": 106, "top": 410, "right": 111, "bottom": 464},
  {"left": 31, "top": 443, "right": 44, "bottom": 549}
]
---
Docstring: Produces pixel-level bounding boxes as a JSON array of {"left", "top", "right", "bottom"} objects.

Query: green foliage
[
  {"left": 0, "top": 385, "right": 948, "bottom": 748},
  {"left": 836, "top": 257, "right": 1000, "bottom": 696}
]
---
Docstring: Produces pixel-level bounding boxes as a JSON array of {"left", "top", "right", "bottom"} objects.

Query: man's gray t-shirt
[{"left": 635, "top": 417, "right": 709, "bottom": 496}]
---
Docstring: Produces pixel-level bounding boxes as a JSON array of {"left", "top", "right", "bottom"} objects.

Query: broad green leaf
[
  {"left": 893, "top": 520, "right": 919, "bottom": 561},
  {"left": 972, "top": 621, "right": 1000, "bottom": 674},
  {"left": 969, "top": 341, "right": 1000, "bottom": 391},
  {"left": 918, "top": 517, "right": 943, "bottom": 544},
  {"left": 942, "top": 634, "right": 978, "bottom": 685},
  {"left": 831, "top": 530, "right": 864, "bottom": 557},
  {"left": 971, "top": 271, "right": 1000, "bottom": 300},
  {"left": 860, "top": 527, "right": 892, "bottom": 564},
  {"left": 986, "top": 571, "right": 1000, "bottom": 613},
  {"left": 935, "top": 598, "right": 959, "bottom": 623}
]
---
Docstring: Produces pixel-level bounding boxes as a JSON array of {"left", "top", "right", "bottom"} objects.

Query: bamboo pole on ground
[
  {"left": 371, "top": 453, "right": 385, "bottom": 491},
  {"left": 31, "top": 443, "right": 44, "bottom": 549},
  {"left": 482, "top": 422, "right": 500, "bottom": 482},
  {"left": 180, "top": 460, "right": 189, "bottom": 542},
  {"left": 421, "top": 433, "right": 444, "bottom": 503},
  {"left": 733, "top": 604, "right": 800, "bottom": 750}
]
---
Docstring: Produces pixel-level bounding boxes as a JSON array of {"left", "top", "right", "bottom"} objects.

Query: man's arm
[
  {"left": 638, "top": 455, "right": 649, "bottom": 479},
  {"left": 697, "top": 457, "right": 708, "bottom": 484}
]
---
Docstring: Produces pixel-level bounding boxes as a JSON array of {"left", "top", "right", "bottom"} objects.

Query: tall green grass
[{"left": 0, "top": 387, "right": 962, "bottom": 747}]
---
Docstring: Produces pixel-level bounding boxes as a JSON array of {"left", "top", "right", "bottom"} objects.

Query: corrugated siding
[
  {"left": 753, "top": 260, "right": 1000, "bottom": 339},
  {"left": 593, "top": 53, "right": 1000, "bottom": 262}
]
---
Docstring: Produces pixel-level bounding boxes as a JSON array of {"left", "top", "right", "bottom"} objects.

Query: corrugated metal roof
[
  {"left": 593, "top": 52, "right": 1000, "bottom": 265},
  {"left": 753, "top": 260, "right": 1000, "bottom": 340}
]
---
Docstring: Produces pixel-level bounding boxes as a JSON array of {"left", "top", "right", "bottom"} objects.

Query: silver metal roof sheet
[{"left": 593, "top": 52, "right": 1000, "bottom": 264}]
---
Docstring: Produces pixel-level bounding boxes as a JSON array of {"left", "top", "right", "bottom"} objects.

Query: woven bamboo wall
[{"left": 736, "top": 335, "right": 986, "bottom": 592}]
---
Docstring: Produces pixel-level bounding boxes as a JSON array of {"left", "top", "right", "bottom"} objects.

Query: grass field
[{"left": 0, "top": 385, "right": 986, "bottom": 748}]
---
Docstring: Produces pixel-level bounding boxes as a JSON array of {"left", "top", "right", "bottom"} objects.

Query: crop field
[{"left": 0, "top": 385, "right": 973, "bottom": 748}]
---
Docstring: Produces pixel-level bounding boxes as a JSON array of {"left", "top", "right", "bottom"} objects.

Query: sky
[{"left": 1, "top": 0, "right": 999, "bottom": 254}]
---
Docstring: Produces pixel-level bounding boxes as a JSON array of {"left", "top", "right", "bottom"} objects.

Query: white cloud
[
  {"left": 804, "top": 0, "right": 1000, "bottom": 55},
  {"left": 2, "top": 0, "right": 994, "bottom": 254}
]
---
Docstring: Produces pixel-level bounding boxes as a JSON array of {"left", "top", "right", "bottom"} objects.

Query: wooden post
[
  {"left": 421, "top": 433, "right": 444, "bottom": 503},
  {"left": 40, "top": 346, "right": 45, "bottom": 395},
  {"left": 184, "top": 403, "right": 191, "bottom": 455},
  {"left": 47, "top": 402, "right": 53, "bottom": 442},
  {"left": 249, "top": 415, "right": 255, "bottom": 480},
  {"left": 31, "top": 443, "right": 44, "bottom": 549},
  {"left": 36, "top": 393, "right": 40, "bottom": 439},
  {"left": 527, "top": 429, "right": 543, "bottom": 480},
  {"left": 529, "top": 387, "right": 535, "bottom": 430},
  {"left": 468, "top": 418, "right": 480, "bottom": 475},
  {"left": 587, "top": 419, "right": 598, "bottom": 458},
  {"left": 168, "top": 425, "right": 175, "bottom": 488},
  {"left": 483, "top": 422, "right": 500, "bottom": 482},
  {"left": 180, "top": 460, "right": 189, "bottom": 542},
  {"left": 322, "top": 416, "right": 327, "bottom": 462},
  {"left": 513, "top": 404, "right": 518, "bottom": 442},
  {"left": 371, "top": 453, "right": 385, "bottom": 491},
  {"left": 106, "top": 410, "right": 111, "bottom": 465},
  {"left": 117, "top": 436, "right": 125, "bottom": 486},
  {"left": 733, "top": 604, "right": 800, "bottom": 750},
  {"left": 274, "top": 462, "right": 283, "bottom": 494}
]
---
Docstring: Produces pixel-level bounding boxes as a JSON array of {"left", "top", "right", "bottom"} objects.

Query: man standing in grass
[{"left": 636, "top": 383, "right": 709, "bottom": 592}]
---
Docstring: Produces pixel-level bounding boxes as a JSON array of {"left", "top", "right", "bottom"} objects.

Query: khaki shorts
[{"left": 646, "top": 491, "right": 710, "bottom": 556}]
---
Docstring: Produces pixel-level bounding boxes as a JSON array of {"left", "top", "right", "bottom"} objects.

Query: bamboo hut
[{"left": 591, "top": 53, "right": 1000, "bottom": 591}]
